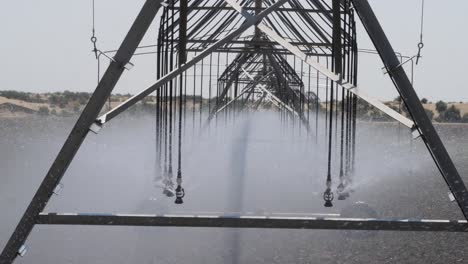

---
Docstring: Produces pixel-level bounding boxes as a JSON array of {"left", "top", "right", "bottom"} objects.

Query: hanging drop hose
[
  {"left": 208, "top": 54, "right": 213, "bottom": 115},
  {"left": 324, "top": 79, "right": 334, "bottom": 208},
  {"left": 166, "top": 3, "right": 175, "bottom": 197},
  {"left": 175, "top": 0, "right": 187, "bottom": 204},
  {"left": 345, "top": 91, "right": 350, "bottom": 177},
  {"left": 315, "top": 57, "right": 319, "bottom": 144},
  {"left": 192, "top": 53, "right": 197, "bottom": 133},
  {"left": 416, "top": 0, "right": 425, "bottom": 64},
  {"left": 337, "top": 87, "right": 347, "bottom": 200},
  {"left": 155, "top": 13, "right": 164, "bottom": 184},
  {"left": 162, "top": 6, "right": 175, "bottom": 198},
  {"left": 351, "top": 94, "right": 357, "bottom": 175},
  {"left": 199, "top": 58, "right": 204, "bottom": 129},
  {"left": 175, "top": 71, "right": 185, "bottom": 204}
]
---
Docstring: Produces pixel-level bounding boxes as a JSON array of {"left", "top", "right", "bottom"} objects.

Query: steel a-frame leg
[
  {"left": 351, "top": 0, "right": 468, "bottom": 220},
  {"left": 1, "top": 1, "right": 290, "bottom": 263},
  {"left": 0, "top": 1, "right": 163, "bottom": 263}
]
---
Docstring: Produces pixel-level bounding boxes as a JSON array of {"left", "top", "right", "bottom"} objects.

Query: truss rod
[
  {"left": 214, "top": 72, "right": 272, "bottom": 115},
  {"left": 167, "top": 39, "right": 334, "bottom": 47},
  {"left": 169, "top": 6, "right": 334, "bottom": 13},
  {"left": 186, "top": 48, "right": 333, "bottom": 56},
  {"left": 241, "top": 68, "right": 296, "bottom": 115}
]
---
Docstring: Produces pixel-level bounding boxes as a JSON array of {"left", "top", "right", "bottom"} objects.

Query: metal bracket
[
  {"left": 411, "top": 126, "right": 422, "bottom": 140},
  {"left": 16, "top": 245, "right": 28, "bottom": 258},
  {"left": 52, "top": 183, "right": 64, "bottom": 196},
  {"left": 89, "top": 121, "right": 103, "bottom": 134},
  {"left": 382, "top": 55, "right": 417, "bottom": 75}
]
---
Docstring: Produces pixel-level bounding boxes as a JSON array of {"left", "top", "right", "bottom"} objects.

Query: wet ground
[{"left": 1, "top": 112, "right": 468, "bottom": 263}]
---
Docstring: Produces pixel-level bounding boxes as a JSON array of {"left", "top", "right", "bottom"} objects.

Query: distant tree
[
  {"left": 0, "top": 90, "right": 32, "bottom": 102},
  {"left": 442, "top": 105, "right": 461, "bottom": 122},
  {"left": 78, "top": 98, "right": 88, "bottom": 105},
  {"left": 38, "top": 106, "right": 49, "bottom": 116},
  {"left": 435, "top": 100, "right": 447, "bottom": 113},
  {"left": 425, "top": 109, "right": 434, "bottom": 120},
  {"left": 49, "top": 95, "right": 59, "bottom": 106},
  {"left": 421, "top": 98, "right": 428, "bottom": 104},
  {"left": 462, "top": 113, "right": 468, "bottom": 123},
  {"left": 393, "top": 96, "right": 402, "bottom": 103},
  {"left": 33, "top": 94, "right": 43, "bottom": 103},
  {"left": 73, "top": 105, "right": 81, "bottom": 113}
]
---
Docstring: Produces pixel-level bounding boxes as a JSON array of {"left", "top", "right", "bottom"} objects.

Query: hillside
[{"left": 0, "top": 90, "right": 467, "bottom": 123}]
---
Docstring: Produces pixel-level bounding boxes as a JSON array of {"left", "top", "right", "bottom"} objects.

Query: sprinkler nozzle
[
  {"left": 163, "top": 186, "right": 175, "bottom": 197},
  {"left": 175, "top": 185, "right": 185, "bottom": 204},
  {"left": 337, "top": 182, "right": 347, "bottom": 200},
  {"left": 323, "top": 188, "right": 334, "bottom": 207}
]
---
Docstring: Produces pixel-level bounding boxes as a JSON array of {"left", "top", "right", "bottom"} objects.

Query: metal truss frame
[
  {"left": 2, "top": 1, "right": 468, "bottom": 263},
  {"left": 225, "top": 0, "right": 414, "bottom": 129}
]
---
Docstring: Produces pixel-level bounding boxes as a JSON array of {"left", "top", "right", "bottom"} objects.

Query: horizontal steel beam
[
  {"left": 37, "top": 213, "right": 468, "bottom": 232},
  {"left": 186, "top": 48, "right": 332, "bottom": 56},
  {"left": 167, "top": 39, "right": 333, "bottom": 47},
  {"left": 169, "top": 6, "right": 334, "bottom": 13}
]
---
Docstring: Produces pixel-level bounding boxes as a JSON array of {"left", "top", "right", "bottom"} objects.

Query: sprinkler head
[
  {"left": 163, "top": 179, "right": 175, "bottom": 197},
  {"left": 323, "top": 188, "right": 334, "bottom": 208},
  {"left": 175, "top": 197, "right": 184, "bottom": 204},
  {"left": 175, "top": 186, "right": 185, "bottom": 204},
  {"left": 163, "top": 186, "right": 175, "bottom": 197},
  {"left": 337, "top": 182, "right": 345, "bottom": 193},
  {"left": 337, "top": 183, "right": 347, "bottom": 200}
]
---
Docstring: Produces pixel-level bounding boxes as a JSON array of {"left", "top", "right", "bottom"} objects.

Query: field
[{"left": 1, "top": 113, "right": 468, "bottom": 263}]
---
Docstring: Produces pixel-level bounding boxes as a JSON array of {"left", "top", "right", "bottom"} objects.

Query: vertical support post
[
  {"left": 0, "top": 1, "right": 162, "bottom": 263},
  {"left": 351, "top": 0, "right": 468, "bottom": 220}
]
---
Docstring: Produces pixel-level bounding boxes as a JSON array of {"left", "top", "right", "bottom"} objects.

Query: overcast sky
[{"left": 1, "top": 0, "right": 467, "bottom": 102}]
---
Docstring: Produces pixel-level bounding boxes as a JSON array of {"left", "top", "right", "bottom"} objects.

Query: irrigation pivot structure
[{"left": 2, "top": 0, "right": 468, "bottom": 263}]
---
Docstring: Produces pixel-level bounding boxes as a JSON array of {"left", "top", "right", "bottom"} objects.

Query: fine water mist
[{"left": 2, "top": 111, "right": 468, "bottom": 263}]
